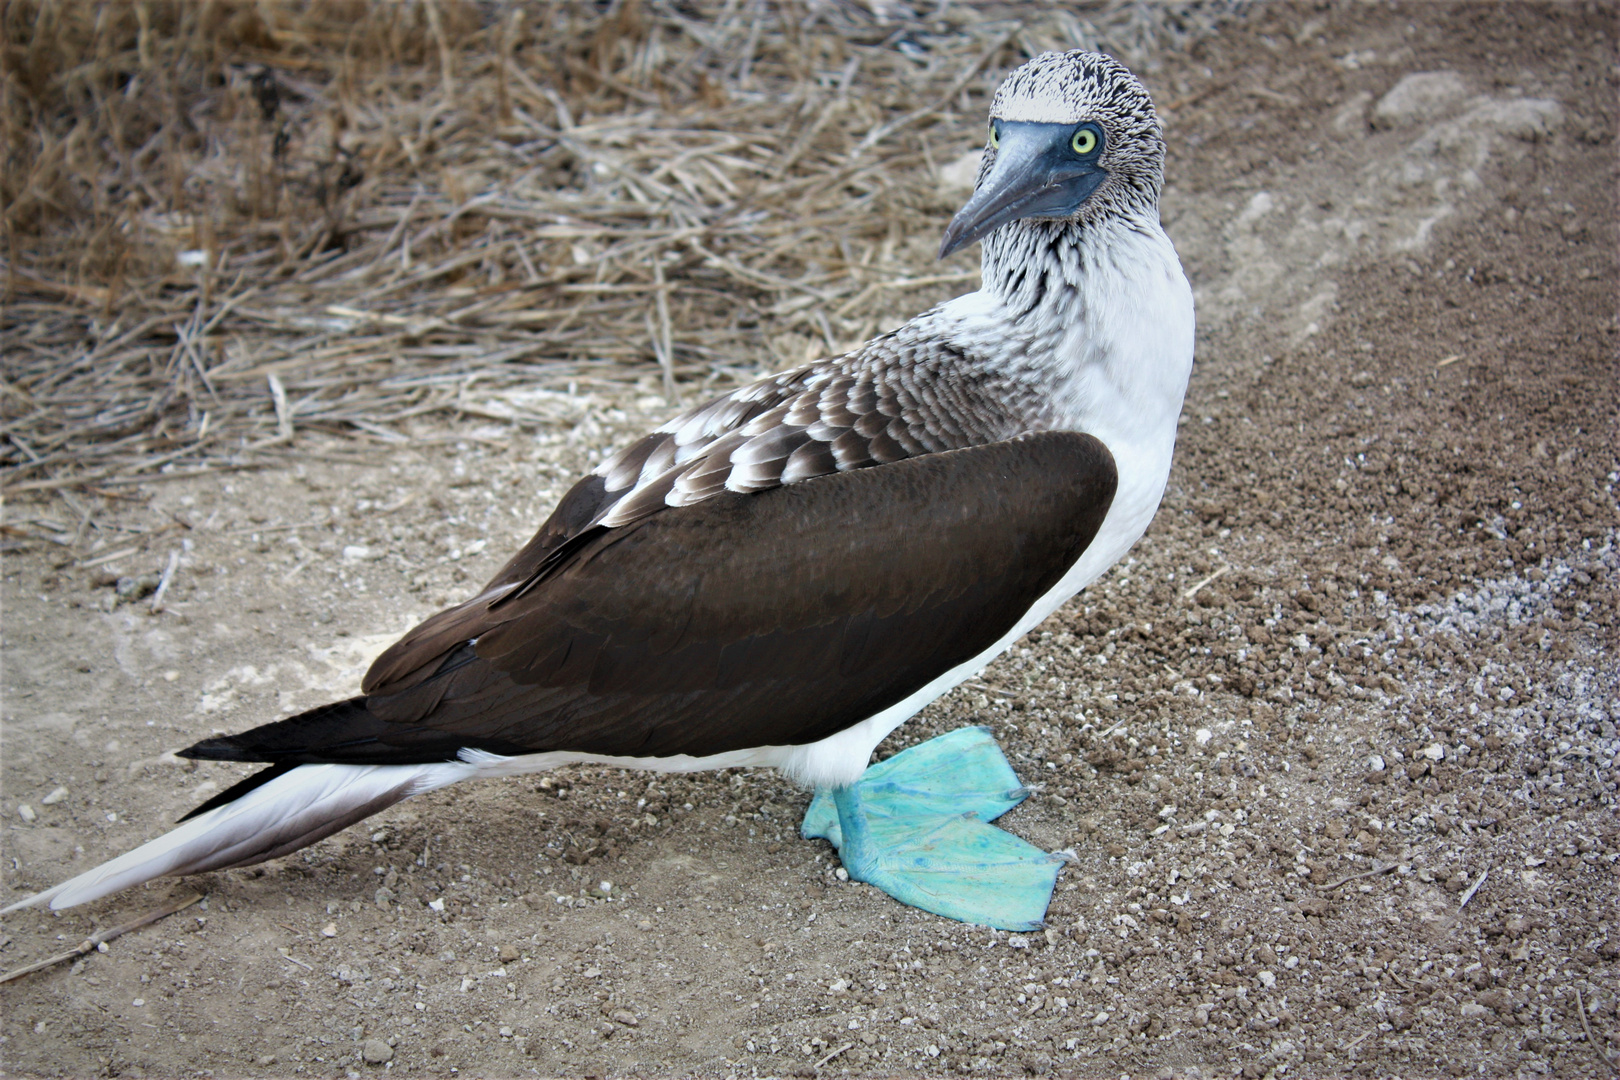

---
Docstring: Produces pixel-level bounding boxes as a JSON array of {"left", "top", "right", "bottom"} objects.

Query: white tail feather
[
  {"left": 2, "top": 762, "right": 474, "bottom": 913},
  {"left": 3, "top": 743, "right": 789, "bottom": 914}
]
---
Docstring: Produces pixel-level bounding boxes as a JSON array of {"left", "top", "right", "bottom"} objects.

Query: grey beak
[{"left": 939, "top": 122, "right": 1108, "bottom": 260}]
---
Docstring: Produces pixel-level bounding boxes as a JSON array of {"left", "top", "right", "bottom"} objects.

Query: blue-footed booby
[{"left": 5, "top": 51, "right": 1194, "bottom": 931}]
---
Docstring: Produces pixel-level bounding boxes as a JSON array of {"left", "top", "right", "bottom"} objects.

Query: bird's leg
[{"left": 804, "top": 727, "right": 1065, "bottom": 931}]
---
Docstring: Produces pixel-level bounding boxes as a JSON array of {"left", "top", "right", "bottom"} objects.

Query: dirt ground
[{"left": 3, "top": 3, "right": 1617, "bottom": 1078}]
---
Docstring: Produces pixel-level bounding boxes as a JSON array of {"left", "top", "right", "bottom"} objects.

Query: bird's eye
[
  {"left": 1071, "top": 126, "right": 1099, "bottom": 155},
  {"left": 989, "top": 123, "right": 1000, "bottom": 148}
]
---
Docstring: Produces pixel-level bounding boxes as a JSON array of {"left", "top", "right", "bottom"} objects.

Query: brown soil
[{"left": 3, "top": 4, "right": 1616, "bottom": 1078}]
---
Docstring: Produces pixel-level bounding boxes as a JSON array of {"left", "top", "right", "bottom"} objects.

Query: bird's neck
[
  {"left": 959, "top": 209, "right": 1195, "bottom": 483},
  {"left": 976, "top": 211, "right": 1192, "bottom": 417}
]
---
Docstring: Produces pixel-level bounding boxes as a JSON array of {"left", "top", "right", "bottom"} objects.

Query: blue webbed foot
[{"left": 801, "top": 726, "right": 1063, "bottom": 931}]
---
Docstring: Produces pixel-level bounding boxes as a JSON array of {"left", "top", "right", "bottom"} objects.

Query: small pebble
[
  {"left": 41, "top": 786, "right": 69, "bottom": 806},
  {"left": 1367, "top": 754, "right": 1386, "bottom": 773},
  {"left": 1422, "top": 743, "right": 1446, "bottom": 761},
  {"left": 428, "top": 898, "right": 446, "bottom": 912},
  {"left": 611, "top": 1009, "right": 639, "bottom": 1027},
  {"left": 1258, "top": 970, "right": 1277, "bottom": 989},
  {"left": 342, "top": 545, "right": 374, "bottom": 561},
  {"left": 321, "top": 923, "right": 338, "bottom": 938},
  {"left": 499, "top": 1026, "right": 514, "bottom": 1038},
  {"left": 498, "top": 944, "right": 519, "bottom": 963},
  {"left": 18, "top": 804, "right": 36, "bottom": 823},
  {"left": 582, "top": 966, "right": 601, "bottom": 978},
  {"left": 362, "top": 1038, "right": 393, "bottom": 1064}
]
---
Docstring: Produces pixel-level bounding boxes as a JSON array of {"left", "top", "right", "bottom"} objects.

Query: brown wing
[
  {"left": 364, "top": 345, "right": 1017, "bottom": 694},
  {"left": 186, "top": 433, "right": 1116, "bottom": 765}
]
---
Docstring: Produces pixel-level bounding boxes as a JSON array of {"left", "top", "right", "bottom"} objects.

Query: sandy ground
[{"left": 3, "top": 4, "right": 1617, "bottom": 1078}]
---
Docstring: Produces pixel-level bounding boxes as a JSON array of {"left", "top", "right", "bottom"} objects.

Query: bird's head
[{"left": 939, "top": 51, "right": 1165, "bottom": 259}]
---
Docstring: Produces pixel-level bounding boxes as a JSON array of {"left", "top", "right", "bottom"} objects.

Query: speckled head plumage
[
  {"left": 984, "top": 51, "right": 1165, "bottom": 221},
  {"left": 936, "top": 50, "right": 1171, "bottom": 300}
]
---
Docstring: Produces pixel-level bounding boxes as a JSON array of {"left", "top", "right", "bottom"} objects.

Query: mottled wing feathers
[
  {"left": 192, "top": 433, "right": 1117, "bottom": 765},
  {"left": 589, "top": 348, "right": 1010, "bottom": 528}
]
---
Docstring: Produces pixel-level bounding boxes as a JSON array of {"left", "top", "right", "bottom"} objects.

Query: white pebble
[
  {"left": 1195, "top": 728, "right": 1213, "bottom": 746},
  {"left": 341, "top": 545, "right": 373, "bottom": 561},
  {"left": 1258, "top": 970, "right": 1277, "bottom": 989},
  {"left": 428, "top": 898, "right": 446, "bottom": 912},
  {"left": 18, "top": 804, "right": 36, "bottom": 823},
  {"left": 1422, "top": 743, "right": 1446, "bottom": 761},
  {"left": 1367, "top": 754, "right": 1386, "bottom": 772},
  {"left": 41, "top": 786, "right": 69, "bottom": 806}
]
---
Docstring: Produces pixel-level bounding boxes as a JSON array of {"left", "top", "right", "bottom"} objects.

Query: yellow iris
[
  {"left": 1071, "top": 127, "right": 1098, "bottom": 155},
  {"left": 989, "top": 123, "right": 999, "bottom": 148}
]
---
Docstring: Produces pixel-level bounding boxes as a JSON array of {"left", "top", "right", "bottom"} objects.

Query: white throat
[{"left": 946, "top": 212, "right": 1195, "bottom": 537}]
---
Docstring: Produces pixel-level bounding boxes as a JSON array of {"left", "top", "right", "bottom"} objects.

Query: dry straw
[{"left": 1, "top": 0, "right": 1226, "bottom": 502}]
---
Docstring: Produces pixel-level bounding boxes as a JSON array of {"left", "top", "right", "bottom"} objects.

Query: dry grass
[{"left": 1, "top": 0, "right": 1230, "bottom": 499}]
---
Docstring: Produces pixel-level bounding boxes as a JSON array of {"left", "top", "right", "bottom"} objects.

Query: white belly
[{"left": 773, "top": 431, "right": 1171, "bottom": 787}]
